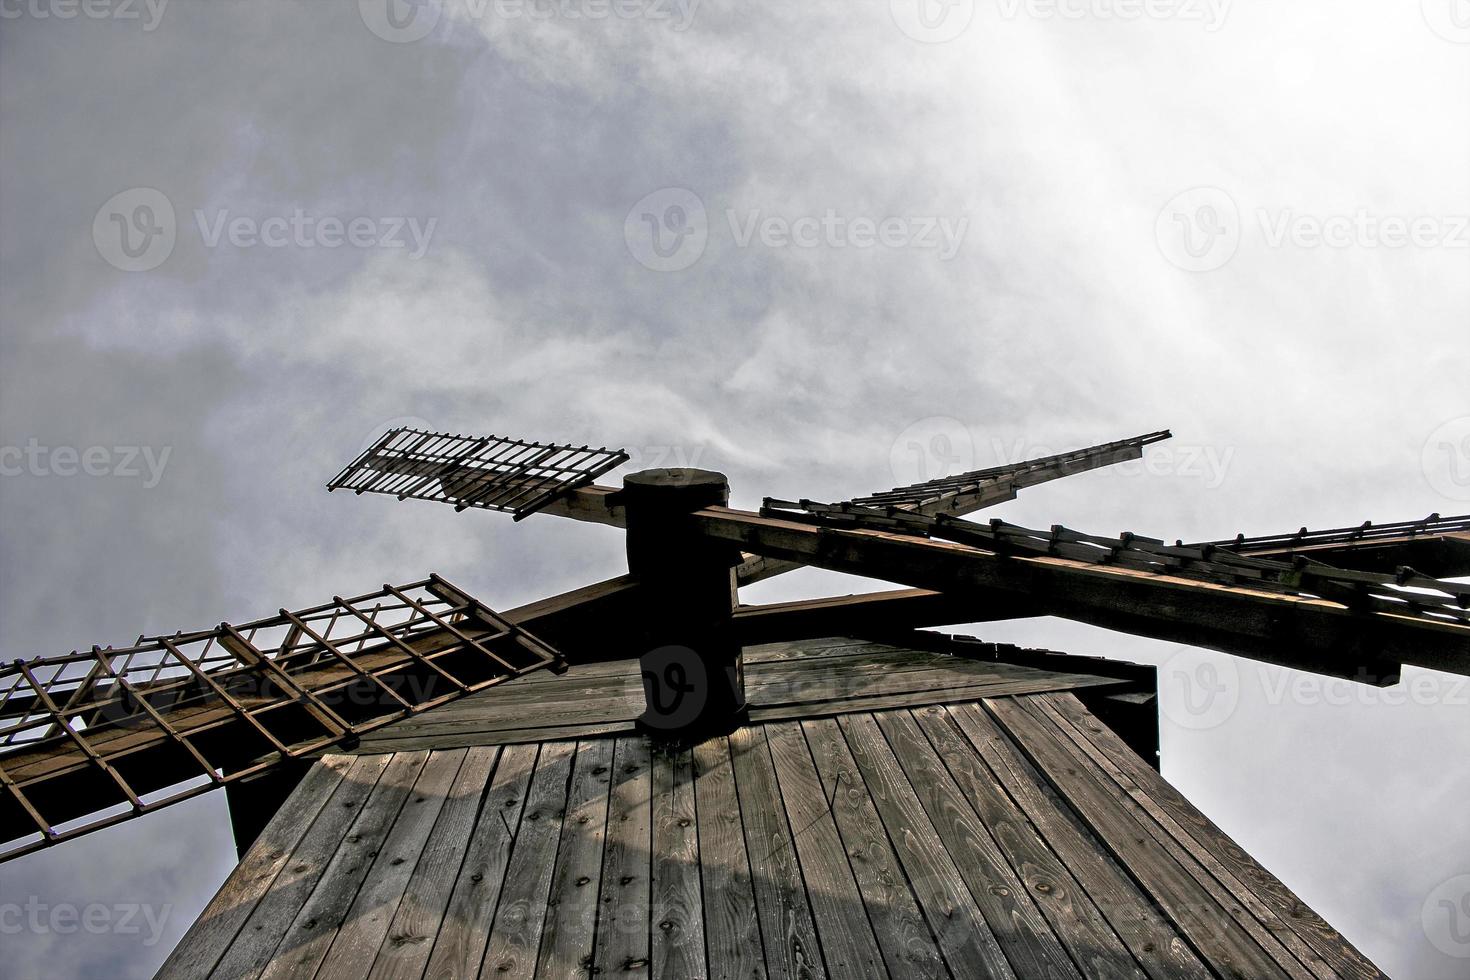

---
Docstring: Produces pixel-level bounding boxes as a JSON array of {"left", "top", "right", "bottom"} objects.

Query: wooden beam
[
  {"left": 732, "top": 588, "right": 1042, "bottom": 645},
  {"left": 692, "top": 506, "right": 1470, "bottom": 681}
]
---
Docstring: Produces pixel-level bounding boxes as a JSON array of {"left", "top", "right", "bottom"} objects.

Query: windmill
[{"left": 2, "top": 424, "right": 1467, "bottom": 979}]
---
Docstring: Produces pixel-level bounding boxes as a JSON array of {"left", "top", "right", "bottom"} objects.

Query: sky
[{"left": 0, "top": 0, "right": 1467, "bottom": 976}]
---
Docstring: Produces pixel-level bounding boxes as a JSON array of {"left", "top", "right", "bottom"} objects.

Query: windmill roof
[{"left": 160, "top": 634, "right": 1385, "bottom": 979}]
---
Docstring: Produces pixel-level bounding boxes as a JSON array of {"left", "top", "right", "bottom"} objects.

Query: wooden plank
[
  {"left": 366, "top": 746, "right": 501, "bottom": 980},
  {"left": 422, "top": 743, "right": 538, "bottom": 980},
  {"left": 257, "top": 750, "right": 430, "bottom": 980},
  {"left": 798, "top": 717, "right": 949, "bottom": 979},
  {"left": 691, "top": 736, "right": 767, "bottom": 980},
  {"left": 481, "top": 740, "right": 578, "bottom": 979},
  {"left": 313, "top": 749, "right": 467, "bottom": 978},
  {"left": 860, "top": 709, "right": 1075, "bottom": 979},
  {"left": 728, "top": 726, "right": 825, "bottom": 980},
  {"left": 908, "top": 706, "right": 1149, "bottom": 980},
  {"left": 156, "top": 755, "right": 354, "bottom": 979},
  {"left": 947, "top": 702, "right": 1211, "bottom": 980},
  {"left": 202, "top": 755, "right": 393, "bottom": 980},
  {"left": 536, "top": 739, "right": 616, "bottom": 979},
  {"left": 982, "top": 697, "right": 1292, "bottom": 980},
  {"left": 354, "top": 721, "right": 637, "bottom": 754},
  {"left": 1037, "top": 694, "right": 1381, "bottom": 979},
  {"left": 764, "top": 721, "right": 886, "bottom": 978},
  {"left": 1022, "top": 696, "right": 1325, "bottom": 980},
  {"left": 652, "top": 743, "right": 706, "bottom": 979},
  {"left": 592, "top": 735, "right": 654, "bottom": 978}
]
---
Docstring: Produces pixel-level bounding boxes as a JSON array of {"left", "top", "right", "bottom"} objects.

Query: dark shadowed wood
[
  {"left": 155, "top": 755, "right": 354, "bottom": 980},
  {"left": 765, "top": 721, "right": 887, "bottom": 978},
  {"left": 1040, "top": 692, "right": 1385, "bottom": 980},
  {"left": 422, "top": 743, "right": 538, "bottom": 980},
  {"left": 691, "top": 736, "right": 767, "bottom": 980},
  {"left": 593, "top": 735, "right": 653, "bottom": 979},
  {"left": 315, "top": 749, "right": 466, "bottom": 979},
  {"left": 1021, "top": 696, "right": 1324, "bottom": 980},
  {"left": 728, "top": 726, "right": 825, "bottom": 980},
  {"left": 652, "top": 744, "right": 706, "bottom": 979},
  {"left": 863, "top": 709, "right": 1076, "bottom": 979},
  {"left": 257, "top": 751, "right": 429, "bottom": 980},
  {"left": 537, "top": 739, "right": 616, "bottom": 979},
  {"left": 366, "top": 746, "right": 500, "bottom": 980},
  {"left": 909, "top": 706, "right": 1147, "bottom": 980},
  {"left": 983, "top": 698, "right": 1292, "bottom": 980},
  {"left": 481, "top": 741, "right": 577, "bottom": 979},
  {"left": 799, "top": 717, "right": 949, "bottom": 979},
  {"left": 947, "top": 702, "right": 1213, "bottom": 980}
]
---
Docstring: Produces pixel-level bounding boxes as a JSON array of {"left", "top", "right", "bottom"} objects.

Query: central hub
[{"left": 619, "top": 468, "right": 747, "bottom": 738}]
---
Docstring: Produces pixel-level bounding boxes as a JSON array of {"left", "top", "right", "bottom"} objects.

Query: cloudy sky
[{"left": 1, "top": 0, "right": 1467, "bottom": 976}]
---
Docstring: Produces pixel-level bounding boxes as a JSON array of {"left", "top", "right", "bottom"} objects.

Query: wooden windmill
[{"left": 3, "top": 424, "right": 1467, "bottom": 979}]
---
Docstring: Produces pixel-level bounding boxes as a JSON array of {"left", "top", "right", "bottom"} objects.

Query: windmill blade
[
  {"left": 737, "top": 429, "right": 1173, "bottom": 586},
  {"left": 1185, "top": 512, "right": 1470, "bottom": 578},
  {"left": 328, "top": 427, "right": 629, "bottom": 521},
  {"left": 695, "top": 499, "right": 1470, "bottom": 682},
  {"left": 0, "top": 575, "right": 565, "bottom": 862}
]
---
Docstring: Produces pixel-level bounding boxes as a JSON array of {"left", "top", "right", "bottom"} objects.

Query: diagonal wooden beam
[{"left": 692, "top": 506, "right": 1470, "bottom": 682}]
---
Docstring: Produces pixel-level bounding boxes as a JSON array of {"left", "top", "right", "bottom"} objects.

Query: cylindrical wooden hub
[{"left": 620, "top": 468, "right": 747, "bottom": 738}]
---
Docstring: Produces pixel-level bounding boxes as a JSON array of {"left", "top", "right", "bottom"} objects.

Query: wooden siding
[{"left": 161, "top": 692, "right": 1383, "bottom": 979}]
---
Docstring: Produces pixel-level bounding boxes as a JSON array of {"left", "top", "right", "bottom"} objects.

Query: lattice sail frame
[
  {"left": 0, "top": 575, "right": 562, "bottom": 860},
  {"left": 328, "top": 427, "right": 629, "bottom": 520},
  {"left": 762, "top": 499, "right": 1470, "bottom": 629}
]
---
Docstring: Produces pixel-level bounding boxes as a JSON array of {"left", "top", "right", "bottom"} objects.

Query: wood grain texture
[
  {"left": 652, "top": 743, "right": 706, "bottom": 980},
  {"left": 728, "top": 726, "right": 824, "bottom": 980},
  {"left": 422, "top": 742, "right": 538, "bottom": 980},
  {"left": 765, "top": 721, "right": 886, "bottom": 979},
  {"left": 536, "top": 739, "right": 615, "bottom": 980},
  {"left": 691, "top": 736, "right": 767, "bottom": 980},
  {"left": 365, "top": 746, "right": 500, "bottom": 980},
  {"left": 156, "top": 755, "right": 353, "bottom": 980},
  {"left": 799, "top": 717, "right": 948, "bottom": 980},
  {"left": 481, "top": 741, "right": 577, "bottom": 979},
  {"left": 593, "top": 735, "right": 653, "bottom": 979}
]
